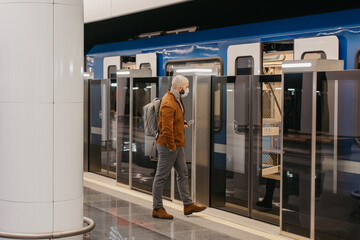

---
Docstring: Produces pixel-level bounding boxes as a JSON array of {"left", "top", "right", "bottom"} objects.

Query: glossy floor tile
[{"left": 83, "top": 187, "right": 271, "bottom": 240}]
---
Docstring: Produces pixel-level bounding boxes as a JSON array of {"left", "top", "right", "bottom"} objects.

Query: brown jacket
[{"left": 156, "top": 90, "right": 185, "bottom": 151}]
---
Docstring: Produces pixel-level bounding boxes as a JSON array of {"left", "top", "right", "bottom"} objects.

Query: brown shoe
[
  {"left": 184, "top": 203, "right": 207, "bottom": 215},
  {"left": 152, "top": 207, "right": 173, "bottom": 219}
]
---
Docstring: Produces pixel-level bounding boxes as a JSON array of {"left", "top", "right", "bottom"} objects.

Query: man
[{"left": 152, "top": 75, "right": 206, "bottom": 219}]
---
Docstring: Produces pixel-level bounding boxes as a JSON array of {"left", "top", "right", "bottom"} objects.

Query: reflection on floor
[
  {"left": 84, "top": 188, "right": 242, "bottom": 240},
  {"left": 83, "top": 173, "right": 293, "bottom": 240}
]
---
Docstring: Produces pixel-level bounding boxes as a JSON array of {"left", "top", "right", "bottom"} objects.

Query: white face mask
[{"left": 181, "top": 88, "right": 190, "bottom": 98}]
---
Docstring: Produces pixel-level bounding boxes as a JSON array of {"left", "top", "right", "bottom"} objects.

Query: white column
[{"left": 0, "top": 1, "right": 84, "bottom": 239}]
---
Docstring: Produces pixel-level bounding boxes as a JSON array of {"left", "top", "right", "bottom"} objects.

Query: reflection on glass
[
  {"left": 315, "top": 71, "right": 360, "bottom": 240},
  {"left": 213, "top": 83, "right": 222, "bottom": 132},
  {"left": 131, "top": 79, "right": 158, "bottom": 193},
  {"left": 89, "top": 81, "right": 102, "bottom": 174},
  {"left": 253, "top": 76, "right": 281, "bottom": 225},
  {"left": 282, "top": 73, "right": 313, "bottom": 238},
  {"left": 210, "top": 76, "right": 280, "bottom": 224},
  {"left": 89, "top": 80, "right": 116, "bottom": 179},
  {"left": 211, "top": 77, "right": 228, "bottom": 209},
  {"left": 211, "top": 77, "right": 250, "bottom": 213},
  {"left": 107, "top": 79, "right": 117, "bottom": 178},
  {"left": 227, "top": 78, "right": 249, "bottom": 211},
  {"left": 117, "top": 78, "right": 130, "bottom": 185},
  {"left": 211, "top": 76, "right": 263, "bottom": 218}
]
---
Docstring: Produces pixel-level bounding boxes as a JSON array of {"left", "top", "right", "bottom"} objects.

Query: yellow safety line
[{"left": 83, "top": 176, "right": 290, "bottom": 240}]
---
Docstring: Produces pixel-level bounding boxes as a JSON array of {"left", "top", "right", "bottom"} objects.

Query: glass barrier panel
[
  {"left": 156, "top": 77, "right": 173, "bottom": 198},
  {"left": 210, "top": 76, "right": 250, "bottom": 216},
  {"left": 89, "top": 80, "right": 103, "bottom": 174},
  {"left": 117, "top": 77, "right": 130, "bottom": 185},
  {"left": 231, "top": 75, "right": 250, "bottom": 212},
  {"left": 211, "top": 76, "right": 232, "bottom": 210},
  {"left": 131, "top": 78, "right": 159, "bottom": 194},
  {"left": 315, "top": 71, "right": 360, "bottom": 240},
  {"left": 282, "top": 72, "right": 313, "bottom": 238},
  {"left": 252, "top": 75, "right": 281, "bottom": 225},
  {"left": 89, "top": 79, "right": 114, "bottom": 177},
  {"left": 211, "top": 75, "right": 280, "bottom": 224},
  {"left": 107, "top": 79, "right": 117, "bottom": 178}
]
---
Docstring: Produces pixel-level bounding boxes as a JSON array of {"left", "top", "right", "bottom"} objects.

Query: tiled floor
[
  {"left": 83, "top": 173, "right": 293, "bottom": 240},
  {"left": 84, "top": 187, "right": 241, "bottom": 239}
]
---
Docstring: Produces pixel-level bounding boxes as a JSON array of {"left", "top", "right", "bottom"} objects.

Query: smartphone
[{"left": 186, "top": 119, "right": 194, "bottom": 126}]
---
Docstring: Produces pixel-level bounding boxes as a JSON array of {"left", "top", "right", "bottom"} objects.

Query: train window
[
  {"left": 165, "top": 57, "right": 222, "bottom": 76},
  {"left": 213, "top": 83, "right": 222, "bottom": 131},
  {"left": 355, "top": 49, "right": 360, "bottom": 69},
  {"left": 108, "top": 65, "right": 117, "bottom": 79},
  {"left": 235, "top": 56, "right": 253, "bottom": 75},
  {"left": 140, "top": 63, "right": 151, "bottom": 70},
  {"left": 301, "top": 51, "right": 326, "bottom": 60}
]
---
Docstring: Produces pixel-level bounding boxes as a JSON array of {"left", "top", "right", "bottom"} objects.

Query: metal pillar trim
[
  {"left": 129, "top": 77, "right": 133, "bottom": 188},
  {"left": 333, "top": 80, "right": 338, "bottom": 194},
  {"left": 310, "top": 72, "right": 317, "bottom": 240}
]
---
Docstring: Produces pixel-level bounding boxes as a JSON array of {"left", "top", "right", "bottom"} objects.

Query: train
[{"left": 86, "top": 8, "right": 360, "bottom": 77}]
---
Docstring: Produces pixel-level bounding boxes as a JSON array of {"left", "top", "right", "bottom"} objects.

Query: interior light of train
[
  {"left": 116, "top": 71, "right": 131, "bottom": 75},
  {"left": 133, "top": 87, "right": 139, "bottom": 90},
  {"left": 146, "top": 86, "right": 152, "bottom": 88},
  {"left": 175, "top": 68, "right": 213, "bottom": 73},
  {"left": 287, "top": 88, "right": 295, "bottom": 91},
  {"left": 275, "top": 88, "right": 282, "bottom": 90},
  {"left": 111, "top": 83, "right": 117, "bottom": 87},
  {"left": 282, "top": 62, "right": 312, "bottom": 68}
]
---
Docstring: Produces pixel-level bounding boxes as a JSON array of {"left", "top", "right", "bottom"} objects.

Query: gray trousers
[{"left": 152, "top": 144, "right": 192, "bottom": 209}]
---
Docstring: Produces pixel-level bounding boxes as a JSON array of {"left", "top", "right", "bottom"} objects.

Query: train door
[
  {"left": 227, "top": 43, "right": 261, "bottom": 75},
  {"left": 211, "top": 43, "right": 282, "bottom": 224},
  {"left": 225, "top": 43, "right": 262, "bottom": 218},
  {"left": 211, "top": 74, "right": 283, "bottom": 224},
  {"left": 225, "top": 44, "right": 261, "bottom": 212},
  {"left": 294, "top": 36, "right": 339, "bottom": 60},
  {"left": 211, "top": 43, "right": 258, "bottom": 215}
]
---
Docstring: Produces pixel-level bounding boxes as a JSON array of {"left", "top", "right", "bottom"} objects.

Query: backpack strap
[{"left": 155, "top": 98, "right": 162, "bottom": 140}]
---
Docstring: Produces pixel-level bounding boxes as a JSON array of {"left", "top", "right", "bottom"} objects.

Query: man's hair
[{"left": 172, "top": 75, "right": 188, "bottom": 88}]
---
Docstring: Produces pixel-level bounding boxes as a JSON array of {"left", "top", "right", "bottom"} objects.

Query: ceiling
[
  {"left": 84, "top": 0, "right": 360, "bottom": 54},
  {"left": 84, "top": 0, "right": 190, "bottom": 23}
]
